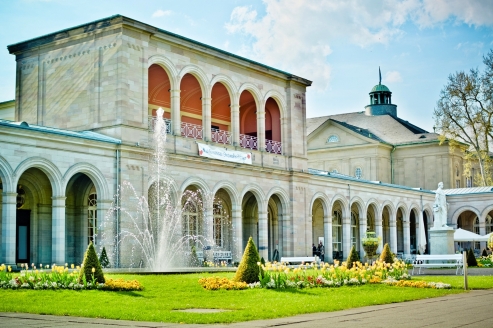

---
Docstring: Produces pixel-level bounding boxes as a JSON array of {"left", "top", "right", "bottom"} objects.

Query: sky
[{"left": 1, "top": 0, "right": 492, "bottom": 132}]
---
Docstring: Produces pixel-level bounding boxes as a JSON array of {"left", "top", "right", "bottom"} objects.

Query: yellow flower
[{"left": 92, "top": 267, "right": 96, "bottom": 273}]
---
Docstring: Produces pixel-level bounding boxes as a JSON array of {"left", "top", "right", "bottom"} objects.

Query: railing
[
  {"left": 265, "top": 139, "right": 282, "bottom": 154},
  {"left": 181, "top": 121, "right": 203, "bottom": 140},
  {"left": 239, "top": 134, "right": 258, "bottom": 150},
  {"left": 148, "top": 116, "right": 172, "bottom": 134},
  {"left": 211, "top": 128, "right": 232, "bottom": 145}
]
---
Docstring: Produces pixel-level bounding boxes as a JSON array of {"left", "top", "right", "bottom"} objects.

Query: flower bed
[
  {"left": 477, "top": 255, "right": 493, "bottom": 268},
  {"left": 198, "top": 276, "right": 248, "bottom": 290},
  {"left": 0, "top": 264, "right": 142, "bottom": 291}
]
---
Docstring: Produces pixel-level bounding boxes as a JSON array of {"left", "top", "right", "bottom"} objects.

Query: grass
[{"left": 0, "top": 272, "right": 489, "bottom": 324}]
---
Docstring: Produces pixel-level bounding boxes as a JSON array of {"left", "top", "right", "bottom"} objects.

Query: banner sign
[{"left": 197, "top": 143, "right": 252, "bottom": 165}]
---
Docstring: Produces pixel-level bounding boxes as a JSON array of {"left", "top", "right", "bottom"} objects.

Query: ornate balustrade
[
  {"left": 265, "top": 139, "right": 282, "bottom": 154},
  {"left": 239, "top": 134, "right": 258, "bottom": 150},
  {"left": 211, "top": 128, "right": 232, "bottom": 145},
  {"left": 181, "top": 121, "right": 203, "bottom": 140}
]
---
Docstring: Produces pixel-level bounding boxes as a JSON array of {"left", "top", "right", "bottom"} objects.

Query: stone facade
[{"left": 1, "top": 15, "right": 492, "bottom": 268}]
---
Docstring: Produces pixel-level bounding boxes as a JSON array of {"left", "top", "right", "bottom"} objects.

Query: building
[{"left": 0, "top": 15, "right": 491, "bottom": 268}]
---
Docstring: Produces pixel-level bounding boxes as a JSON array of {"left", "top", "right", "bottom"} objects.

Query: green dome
[{"left": 370, "top": 84, "right": 390, "bottom": 93}]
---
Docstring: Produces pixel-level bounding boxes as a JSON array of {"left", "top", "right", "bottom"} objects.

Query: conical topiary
[
  {"left": 346, "top": 245, "right": 360, "bottom": 269},
  {"left": 482, "top": 248, "right": 488, "bottom": 257},
  {"left": 79, "top": 242, "right": 105, "bottom": 284},
  {"left": 99, "top": 246, "right": 110, "bottom": 268},
  {"left": 467, "top": 248, "right": 478, "bottom": 267},
  {"left": 379, "top": 243, "right": 393, "bottom": 264},
  {"left": 233, "top": 236, "right": 261, "bottom": 284}
]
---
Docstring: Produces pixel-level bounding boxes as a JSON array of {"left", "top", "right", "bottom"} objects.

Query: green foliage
[
  {"left": 380, "top": 243, "right": 394, "bottom": 264},
  {"left": 362, "top": 231, "right": 380, "bottom": 260},
  {"left": 79, "top": 242, "right": 105, "bottom": 284},
  {"left": 233, "top": 236, "right": 260, "bottom": 284},
  {"left": 346, "top": 245, "right": 360, "bottom": 269},
  {"left": 467, "top": 248, "right": 478, "bottom": 267},
  {"left": 99, "top": 247, "right": 110, "bottom": 268}
]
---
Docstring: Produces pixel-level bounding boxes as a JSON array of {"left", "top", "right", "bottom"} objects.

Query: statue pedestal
[{"left": 429, "top": 228, "right": 454, "bottom": 255}]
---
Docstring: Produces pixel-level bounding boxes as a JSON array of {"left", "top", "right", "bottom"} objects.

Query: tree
[
  {"left": 433, "top": 49, "right": 493, "bottom": 186},
  {"left": 99, "top": 246, "right": 110, "bottom": 268},
  {"left": 233, "top": 237, "right": 261, "bottom": 284},
  {"left": 379, "top": 243, "right": 393, "bottom": 264},
  {"left": 79, "top": 242, "right": 105, "bottom": 284},
  {"left": 346, "top": 245, "right": 360, "bottom": 269}
]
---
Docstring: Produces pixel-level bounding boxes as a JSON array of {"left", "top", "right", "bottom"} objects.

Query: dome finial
[{"left": 379, "top": 66, "right": 381, "bottom": 85}]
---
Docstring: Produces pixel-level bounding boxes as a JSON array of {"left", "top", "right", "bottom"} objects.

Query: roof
[
  {"left": 307, "top": 112, "right": 439, "bottom": 146},
  {"left": 7, "top": 15, "right": 312, "bottom": 87},
  {"left": 308, "top": 168, "right": 435, "bottom": 194},
  {"left": 0, "top": 119, "right": 121, "bottom": 144},
  {"left": 371, "top": 84, "right": 390, "bottom": 93},
  {"left": 442, "top": 187, "right": 493, "bottom": 195}
]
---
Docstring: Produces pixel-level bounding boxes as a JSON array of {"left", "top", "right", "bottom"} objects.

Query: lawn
[{"left": 1, "top": 272, "right": 489, "bottom": 324}]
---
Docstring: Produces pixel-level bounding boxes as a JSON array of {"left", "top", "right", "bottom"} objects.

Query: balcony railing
[
  {"left": 148, "top": 116, "right": 172, "bottom": 134},
  {"left": 211, "top": 128, "right": 232, "bottom": 145},
  {"left": 239, "top": 134, "right": 258, "bottom": 150},
  {"left": 181, "top": 121, "right": 203, "bottom": 140},
  {"left": 265, "top": 139, "right": 282, "bottom": 154},
  {"left": 148, "top": 116, "right": 281, "bottom": 154}
]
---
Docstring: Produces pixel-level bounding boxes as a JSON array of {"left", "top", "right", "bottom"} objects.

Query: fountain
[{"left": 104, "top": 108, "right": 215, "bottom": 270}]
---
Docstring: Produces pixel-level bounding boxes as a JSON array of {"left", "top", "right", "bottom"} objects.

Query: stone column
[
  {"left": 202, "top": 97, "right": 212, "bottom": 141},
  {"left": 403, "top": 220, "right": 411, "bottom": 256},
  {"left": 479, "top": 219, "right": 486, "bottom": 251},
  {"left": 258, "top": 209, "right": 268, "bottom": 260},
  {"left": 51, "top": 196, "right": 66, "bottom": 265},
  {"left": 170, "top": 89, "right": 181, "bottom": 136},
  {"left": 324, "top": 213, "right": 332, "bottom": 263},
  {"left": 359, "top": 214, "right": 367, "bottom": 260},
  {"left": 342, "top": 214, "right": 351, "bottom": 259},
  {"left": 375, "top": 214, "right": 383, "bottom": 253},
  {"left": 203, "top": 203, "right": 214, "bottom": 261},
  {"left": 390, "top": 218, "right": 397, "bottom": 254},
  {"left": 257, "top": 109, "right": 266, "bottom": 152},
  {"left": 1, "top": 192, "right": 17, "bottom": 266},
  {"left": 231, "top": 103, "right": 240, "bottom": 146},
  {"left": 232, "top": 204, "right": 242, "bottom": 262}
]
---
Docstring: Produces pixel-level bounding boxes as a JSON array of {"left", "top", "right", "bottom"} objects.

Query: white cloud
[
  {"left": 225, "top": 0, "right": 493, "bottom": 91},
  {"left": 385, "top": 71, "right": 403, "bottom": 83},
  {"left": 152, "top": 9, "right": 172, "bottom": 18}
]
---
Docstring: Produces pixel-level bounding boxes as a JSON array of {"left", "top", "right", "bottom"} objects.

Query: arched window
[
  {"left": 87, "top": 192, "right": 97, "bottom": 245},
  {"left": 332, "top": 210, "right": 342, "bottom": 254},
  {"left": 327, "top": 135, "right": 339, "bottom": 143},
  {"left": 183, "top": 200, "right": 200, "bottom": 247},
  {"left": 355, "top": 167, "right": 362, "bottom": 179},
  {"left": 213, "top": 203, "right": 225, "bottom": 247}
]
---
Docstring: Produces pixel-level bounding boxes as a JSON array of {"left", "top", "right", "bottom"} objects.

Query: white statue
[{"left": 433, "top": 182, "right": 448, "bottom": 228}]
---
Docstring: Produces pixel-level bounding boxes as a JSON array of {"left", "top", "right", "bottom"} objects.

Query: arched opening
[
  {"left": 242, "top": 191, "right": 259, "bottom": 251},
  {"left": 332, "top": 200, "right": 344, "bottom": 260},
  {"left": 239, "top": 90, "right": 258, "bottom": 150},
  {"left": 213, "top": 189, "right": 233, "bottom": 251},
  {"left": 16, "top": 168, "right": 53, "bottom": 265},
  {"left": 456, "top": 210, "right": 480, "bottom": 252},
  {"left": 264, "top": 97, "right": 282, "bottom": 154},
  {"left": 382, "top": 206, "right": 391, "bottom": 247},
  {"left": 396, "top": 208, "right": 404, "bottom": 254},
  {"left": 366, "top": 204, "right": 377, "bottom": 232},
  {"left": 267, "top": 194, "right": 283, "bottom": 261},
  {"left": 180, "top": 74, "right": 203, "bottom": 139},
  {"left": 410, "top": 210, "right": 417, "bottom": 254},
  {"left": 423, "top": 211, "right": 430, "bottom": 254},
  {"left": 148, "top": 64, "right": 171, "bottom": 132},
  {"left": 311, "top": 199, "right": 325, "bottom": 258},
  {"left": 65, "top": 173, "right": 97, "bottom": 265},
  {"left": 350, "top": 203, "right": 360, "bottom": 253},
  {"left": 210, "top": 83, "right": 232, "bottom": 144},
  {"left": 181, "top": 185, "right": 204, "bottom": 248}
]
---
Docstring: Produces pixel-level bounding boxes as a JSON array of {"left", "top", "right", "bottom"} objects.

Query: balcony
[{"left": 148, "top": 116, "right": 281, "bottom": 154}]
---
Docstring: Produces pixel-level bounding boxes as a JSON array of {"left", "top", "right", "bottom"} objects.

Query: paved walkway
[{"left": 2, "top": 289, "right": 493, "bottom": 328}]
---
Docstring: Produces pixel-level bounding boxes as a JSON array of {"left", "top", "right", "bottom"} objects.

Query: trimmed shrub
[
  {"left": 346, "top": 245, "right": 360, "bottom": 269},
  {"left": 99, "top": 247, "right": 110, "bottom": 268},
  {"left": 380, "top": 243, "right": 393, "bottom": 264},
  {"left": 233, "top": 236, "right": 260, "bottom": 284},
  {"left": 482, "top": 248, "right": 488, "bottom": 257},
  {"left": 467, "top": 248, "right": 478, "bottom": 267},
  {"left": 79, "top": 242, "right": 105, "bottom": 284}
]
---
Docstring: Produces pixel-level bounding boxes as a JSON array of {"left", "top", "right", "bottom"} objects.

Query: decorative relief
[
  {"left": 273, "top": 157, "right": 279, "bottom": 165},
  {"left": 127, "top": 42, "right": 143, "bottom": 51},
  {"left": 126, "top": 165, "right": 141, "bottom": 171},
  {"left": 41, "top": 42, "right": 117, "bottom": 65}
]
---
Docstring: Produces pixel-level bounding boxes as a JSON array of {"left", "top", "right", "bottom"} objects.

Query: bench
[
  {"left": 280, "top": 257, "right": 317, "bottom": 265},
  {"left": 213, "top": 251, "right": 232, "bottom": 263},
  {"left": 412, "top": 254, "right": 463, "bottom": 275}
]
